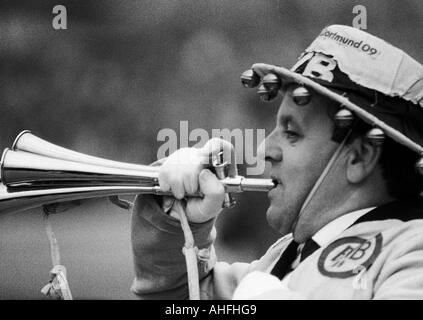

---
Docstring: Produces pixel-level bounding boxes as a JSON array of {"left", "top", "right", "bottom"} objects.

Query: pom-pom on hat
[{"left": 244, "top": 25, "right": 423, "bottom": 159}]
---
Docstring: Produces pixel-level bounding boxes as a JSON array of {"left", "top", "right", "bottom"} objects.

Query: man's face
[{"left": 263, "top": 85, "right": 340, "bottom": 238}]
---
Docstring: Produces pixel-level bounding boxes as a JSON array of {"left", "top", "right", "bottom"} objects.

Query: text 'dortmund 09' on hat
[{"left": 241, "top": 24, "right": 423, "bottom": 171}]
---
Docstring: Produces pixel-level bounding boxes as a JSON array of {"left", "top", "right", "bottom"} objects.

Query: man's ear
[{"left": 346, "top": 136, "right": 382, "bottom": 184}]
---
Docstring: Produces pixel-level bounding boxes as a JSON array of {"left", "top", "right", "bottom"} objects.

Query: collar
[
  {"left": 311, "top": 207, "right": 376, "bottom": 247},
  {"left": 295, "top": 198, "right": 423, "bottom": 267},
  {"left": 352, "top": 197, "right": 423, "bottom": 225}
]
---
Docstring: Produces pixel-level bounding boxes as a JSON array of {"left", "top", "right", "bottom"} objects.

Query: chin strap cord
[
  {"left": 298, "top": 130, "right": 352, "bottom": 220},
  {"left": 40, "top": 209, "right": 73, "bottom": 300}
]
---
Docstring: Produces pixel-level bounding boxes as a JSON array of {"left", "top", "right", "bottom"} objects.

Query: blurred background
[{"left": 0, "top": 0, "right": 422, "bottom": 299}]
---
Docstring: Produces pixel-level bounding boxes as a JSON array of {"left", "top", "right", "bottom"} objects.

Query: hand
[{"left": 158, "top": 138, "right": 237, "bottom": 223}]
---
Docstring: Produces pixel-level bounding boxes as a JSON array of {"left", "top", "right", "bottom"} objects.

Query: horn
[
  {"left": 11, "top": 130, "right": 157, "bottom": 172},
  {"left": 0, "top": 131, "right": 275, "bottom": 215}
]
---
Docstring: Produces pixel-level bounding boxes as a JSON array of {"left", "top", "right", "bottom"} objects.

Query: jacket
[{"left": 130, "top": 195, "right": 423, "bottom": 299}]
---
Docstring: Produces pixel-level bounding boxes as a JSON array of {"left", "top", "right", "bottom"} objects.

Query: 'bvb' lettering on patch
[{"left": 318, "top": 234, "right": 383, "bottom": 278}]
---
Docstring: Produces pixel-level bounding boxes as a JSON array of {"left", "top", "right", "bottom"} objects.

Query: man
[{"left": 130, "top": 25, "right": 423, "bottom": 299}]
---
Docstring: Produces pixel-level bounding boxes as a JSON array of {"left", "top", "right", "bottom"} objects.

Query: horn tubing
[
  {"left": 0, "top": 132, "right": 275, "bottom": 215},
  {"left": 12, "top": 130, "right": 157, "bottom": 172},
  {"left": 0, "top": 185, "right": 164, "bottom": 215},
  {"left": 1, "top": 149, "right": 159, "bottom": 187},
  {"left": 0, "top": 176, "right": 275, "bottom": 215}
]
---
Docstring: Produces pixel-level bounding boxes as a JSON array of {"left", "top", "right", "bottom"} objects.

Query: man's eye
[{"left": 284, "top": 130, "right": 300, "bottom": 141}]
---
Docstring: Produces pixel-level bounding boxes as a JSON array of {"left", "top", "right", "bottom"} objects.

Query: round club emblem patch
[{"left": 318, "top": 234, "right": 382, "bottom": 278}]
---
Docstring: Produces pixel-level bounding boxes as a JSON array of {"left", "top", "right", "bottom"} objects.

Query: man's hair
[
  {"left": 380, "top": 137, "right": 423, "bottom": 199},
  {"left": 349, "top": 120, "right": 423, "bottom": 200},
  {"left": 321, "top": 88, "right": 423, "bottom": 200}
]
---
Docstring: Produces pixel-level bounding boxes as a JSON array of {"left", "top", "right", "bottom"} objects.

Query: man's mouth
[
  {"left": 271, "top": 176, "right": 282, "bottom": 188},
  {"left": 268, "top": 176, "right": 283, "bottom": 199}
]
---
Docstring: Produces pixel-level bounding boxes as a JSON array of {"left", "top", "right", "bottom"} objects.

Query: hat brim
[{"left": 251, "top": 63, "right": 423, "bottom": 155}]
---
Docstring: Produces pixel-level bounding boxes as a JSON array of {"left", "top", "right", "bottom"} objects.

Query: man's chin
[{"left": 265, "top": 205, "right": 296, "bottom": 236}]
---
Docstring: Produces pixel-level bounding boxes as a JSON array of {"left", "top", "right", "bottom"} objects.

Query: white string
[
  {"left": 175, "top": 209, "right": 200, "bottom": 300},
  {"left": 40, "top": 212, "right": 73, "bottom": 300}
]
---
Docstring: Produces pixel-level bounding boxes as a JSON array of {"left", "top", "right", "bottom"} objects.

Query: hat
[{"left": 242, "top": 25, "right": 423, "bottom": 158}]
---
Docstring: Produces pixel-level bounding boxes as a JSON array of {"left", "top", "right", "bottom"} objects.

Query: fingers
[
  {"left": 162, "top": 196, "right": 175, "bottom": 213},
  {"left": 158, "top": 170, "right": 171, "bottom": 194},
  {"left": 183, "top": 174, "right": 198, "bottom": 196},
  {"left": 199, "top": 169, "right": 225, "bottom": 199},
  {"left": 200, "top": 138, "right": 238, "bottom": 177},
  {"left": 157, "top": 138, "right": 236, "bottom": 208},
  {"left": 158, "top": 147, "right": 206, "bottom": 199},
  {"left": 185, "top": 169, "right": 225, "bottom": 223},
  {"left": 152, "top": 158, "right": 170, "bottom": 192},
  {"left": 158, "top": 166, "right": 197, "bottom": 199}
]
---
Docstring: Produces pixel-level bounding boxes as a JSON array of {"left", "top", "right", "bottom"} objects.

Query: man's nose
[{"left": 258, "top": 129, "right": 282, "bottom": 163}]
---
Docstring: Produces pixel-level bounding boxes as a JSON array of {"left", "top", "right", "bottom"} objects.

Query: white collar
[{"left": 311, "top": 207, "right": 376, "bottom": 247}]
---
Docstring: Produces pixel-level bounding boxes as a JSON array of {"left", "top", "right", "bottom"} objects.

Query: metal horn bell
[{"left": 0, "top": 131, "right": 275, "bottom": 215}]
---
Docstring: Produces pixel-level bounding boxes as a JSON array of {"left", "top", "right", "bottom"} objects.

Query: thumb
[{"left": 200, "top": 138, "right": 238, "bottom": 177}]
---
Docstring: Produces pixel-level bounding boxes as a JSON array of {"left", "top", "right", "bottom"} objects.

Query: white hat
[{"left": 247, "top": 25, "right": 423, "bottom": 155}]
